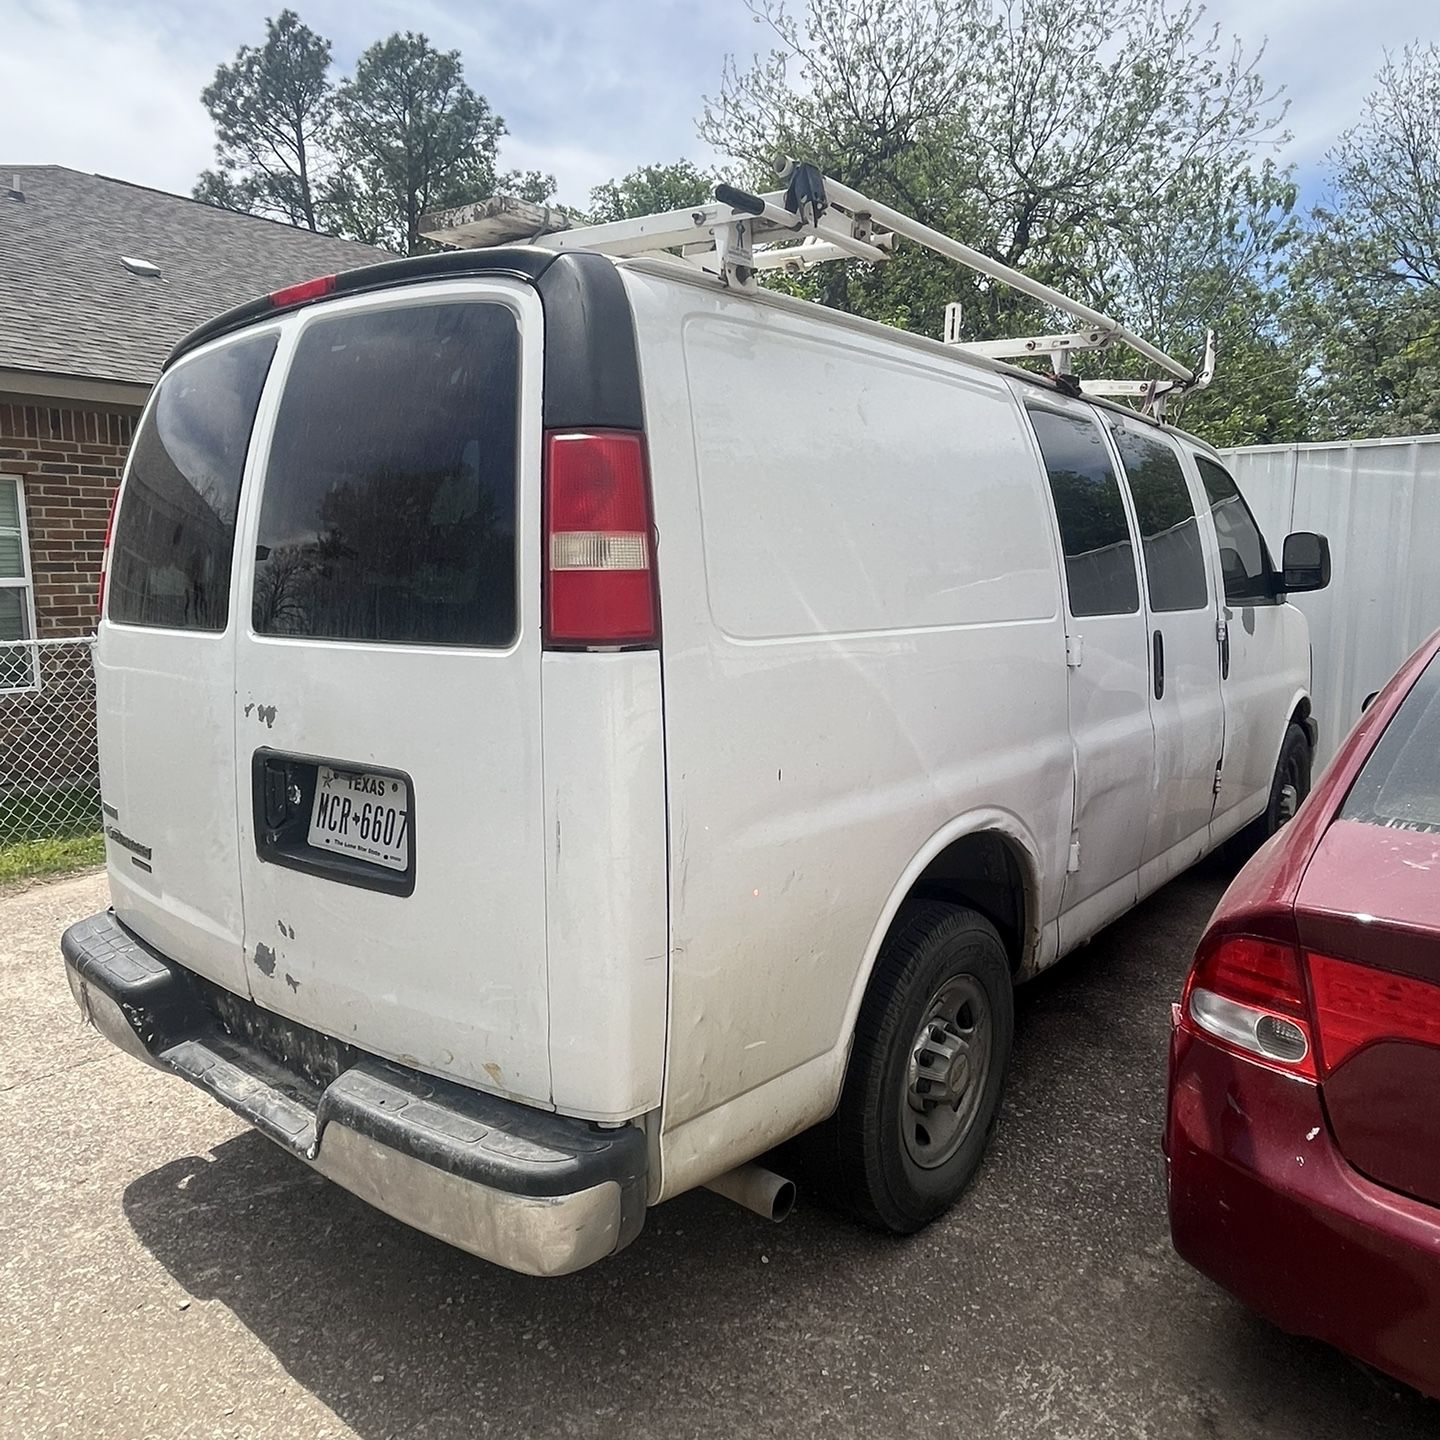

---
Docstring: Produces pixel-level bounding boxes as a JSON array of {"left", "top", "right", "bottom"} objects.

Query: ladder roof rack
[{"left": 420, "top": 160, "right": 1215, "bottom": 420}]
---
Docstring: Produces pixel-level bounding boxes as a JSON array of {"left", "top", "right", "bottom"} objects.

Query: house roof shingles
[{"left": 0, "top": 165, "right": 387, "bottom": 388}]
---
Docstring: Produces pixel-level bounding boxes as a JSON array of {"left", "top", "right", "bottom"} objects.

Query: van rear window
[
  {"left": 109, "top": 333, "right": 277, "bottom": 631},
  {"left": 253, "top": 301, "right": 519, "bottom": 648}
]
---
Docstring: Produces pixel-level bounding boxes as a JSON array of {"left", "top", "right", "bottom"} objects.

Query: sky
[{"left": 1, "top": 0, "right": 1436, "bottom": 214}]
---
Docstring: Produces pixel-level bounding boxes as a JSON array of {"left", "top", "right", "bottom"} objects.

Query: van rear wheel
[{"left": 829, "top": 901, "right": 1013, "bottom": 1233}]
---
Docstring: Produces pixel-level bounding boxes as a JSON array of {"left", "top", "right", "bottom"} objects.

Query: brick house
[{"left": 0, "top": 165, "right": 383, "bottom": 816}]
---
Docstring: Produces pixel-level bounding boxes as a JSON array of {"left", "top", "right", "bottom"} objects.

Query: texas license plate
[{"left": 308, "top": 767, "right": 410, "bottom": 872}]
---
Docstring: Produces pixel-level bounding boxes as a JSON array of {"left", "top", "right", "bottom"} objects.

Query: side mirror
[{"left": 1282, "top": 531, "right": 1331, "bottom": 593}]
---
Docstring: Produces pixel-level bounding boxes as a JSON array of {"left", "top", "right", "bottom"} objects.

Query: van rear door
[
  {"left": 231, "top": 279, "right": 553, "bottom": 1106},
  {"left": 99, "top": 328, "right": 279, "bottom": 998}
]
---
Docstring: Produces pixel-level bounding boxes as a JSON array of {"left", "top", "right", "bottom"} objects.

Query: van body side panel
[
  {"left": 541, "top": 651, "right": 668, "bottom": 1121},
  {"left": 229, "top": 279, "right": 554, "bottom": 1106},
  {"left": 623, "top": 271, "right": 1071, "bottom": 1188}
]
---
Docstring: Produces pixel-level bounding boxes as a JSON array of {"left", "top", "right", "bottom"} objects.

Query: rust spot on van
[
  {"left": 243, "top": 702, "right": 254, "bottom": 717},
  {"left": 253, "top": 943, "right": 277, "bottom": 977},
  {"left": 483, "top": 1062, "right": 504, "bottom": 1087},
  {"left": 276, "top": 921, "right": 295, "bottom": 939},
  {"left": 256, "top": 704, "right": 277, "bottom": 729},
  {"left": 285, "top": 972, "right": 301, "bottom": 992}
]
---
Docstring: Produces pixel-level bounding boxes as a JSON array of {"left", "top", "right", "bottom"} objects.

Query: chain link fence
[{"left": 0, "top": 636, "right": 102, "bottom": 872}]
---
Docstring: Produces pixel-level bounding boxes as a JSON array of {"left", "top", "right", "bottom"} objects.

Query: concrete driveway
[{"left": 3, "top": 866, "right": 1435, "bottom": 1439}]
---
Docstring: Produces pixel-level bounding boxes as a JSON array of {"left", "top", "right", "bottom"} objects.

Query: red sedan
[{"left": 1167, "top": 626, "right": 1440, "bottom": 1398}]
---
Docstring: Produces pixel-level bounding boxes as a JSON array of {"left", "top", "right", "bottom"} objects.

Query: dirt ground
[{"left": 3, "top": 867, "right": 1435, "bottom": 1439}]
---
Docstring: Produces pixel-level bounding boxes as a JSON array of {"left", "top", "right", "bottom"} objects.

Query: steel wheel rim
[{"left": 900, "top": 973, "right": 993, "bottom": 1170}]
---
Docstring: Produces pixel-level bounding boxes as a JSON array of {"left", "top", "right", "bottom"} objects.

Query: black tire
[
  {"left": 824, "top": 900, "right": 1014, "bottom": 1233},
  {"left": 1228, "top": 721, "right": 1312, "bottom": 862}
]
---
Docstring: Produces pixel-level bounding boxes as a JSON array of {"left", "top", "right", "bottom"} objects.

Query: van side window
[
  {"left": 1112, "top": 426, "right": 1209, "bottom": 613},
  {"left": 254, "top": 302, "right": 519, "bottom": 647},
  {"left": 1028, "top": 407, "right": 1140, "bottom": 617},
  {"left": 109, "top": 333, "right": 277, "bottom": 631},
  {"left": 1196, "top": 457, "right": 1276, "bottom": 604}
]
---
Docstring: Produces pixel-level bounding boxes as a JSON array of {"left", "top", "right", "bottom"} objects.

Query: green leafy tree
[
  {"left": 588, "top": 160, "right": 716, "bottom": 222},
  {"left": 193, "top": 9, "right": 334, "bottom": 230},
  {"left": 701, "top": 0, "right": 1301, "bottom": 441},
  {"left": 326, "top": 32, "right": 512, "bottom": 254},
  {"left": 1286, "top": 45, "right": 1440, "bottom": 438}
]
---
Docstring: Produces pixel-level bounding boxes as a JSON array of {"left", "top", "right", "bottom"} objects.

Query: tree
[
  {"left": 1286, "top": 45, "right": 1440, "bottom": 438},
  {"left": 193, "top": 10, "right": 334, "bottom": 230},
  {"left": 326, "top": 32, "right": 511, "bottom": 254},
  {"left": 700, "top": 0, "right": 1301, "bottom": 443},
  {"left": 588, "top": 160, "right": 716, "bottom": 222}
]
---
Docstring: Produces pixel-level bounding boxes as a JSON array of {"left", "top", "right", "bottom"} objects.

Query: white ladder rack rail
[{"left": 421, "top": 160, "right": 1215, "bottom": 415}]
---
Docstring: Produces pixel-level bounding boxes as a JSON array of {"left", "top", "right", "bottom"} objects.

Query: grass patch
[
  {"left": 0, "top": 782, "right": 104, "bottom": 881},
  {"left": 1, "top": 783, "right": 102, "bottom": 843},
  {"left": 0, "top": 830, "right": 105, "bottom": 883}
]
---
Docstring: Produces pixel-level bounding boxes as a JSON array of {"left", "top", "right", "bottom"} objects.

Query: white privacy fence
[
  {"left": 1223, "top": 435, "right": 1440, "bottom": 770},
  {"left": 0, "top": 636, "right": 101, "bottom": 850}
]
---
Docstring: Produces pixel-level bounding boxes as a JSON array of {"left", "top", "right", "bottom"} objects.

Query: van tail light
[
  {"left": 1181, "top": 930, "right": 1318, "bottom": 1080},
  {"left": 97, "top": 485, "right": 120, "bottom": 617},
  {"left": 1308, "top": 952, "right": 1440, "bottom": 1074},
  {"left": 543, "top": 430, "right": 658, "bottom": 648}
]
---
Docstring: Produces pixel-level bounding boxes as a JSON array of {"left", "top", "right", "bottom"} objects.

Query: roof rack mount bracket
[{"left": 418, "top": 161, "right": 1212, "bottom": 415}]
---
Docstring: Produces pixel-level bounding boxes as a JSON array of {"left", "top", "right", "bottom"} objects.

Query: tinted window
[
  {"left": 254, "top": 302, "right": 518, "bottom": 647},
  {"left": 1197, "top": 457, "right": 1275, "bottom": 604},
  {"left": 1113, "top": 426, "right": 1208, "bottom": 613},
  {"left": 109, "top": 333, "right": 276, "bottom": 630},
  {"left": 1028, "top": 407, "right": 1139, "bottom": 617},
  {"left": 1342, "top": 653, "right": 1440, "bottom": 833}
]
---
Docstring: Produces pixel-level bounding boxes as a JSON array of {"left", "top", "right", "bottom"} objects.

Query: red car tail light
[
  {"left": 1308, "top": 952, "right": 1440, "bottom": 1074},
  {"left": 1182, "top": 932, "right": 1318, "bottom": 1080},
  {"left": 544, "top": 430, "right": 658, "bottom": 648}
]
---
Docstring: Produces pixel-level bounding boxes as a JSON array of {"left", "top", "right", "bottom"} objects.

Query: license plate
[{"left": 308, "top": 767, "right": 410, "bottom": 872}]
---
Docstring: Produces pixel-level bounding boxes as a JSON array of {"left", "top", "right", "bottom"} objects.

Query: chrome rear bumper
[{"left": 61, "top": 911, "right": 647, "bottom": 1277}]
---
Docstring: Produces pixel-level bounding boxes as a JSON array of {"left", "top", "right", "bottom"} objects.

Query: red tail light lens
[
  {"left": 544, "top": 430, "right": 657, "bottom": 647},
  {"left": 1182, "top": 933, "right": 1317, "bottom": 1079},
  {"left": 269, "top": 274, "right": 336, "bottom": 308},
  {"left": 1308, "top": 952, "right": 1440, "bottom": 1074},
  {"left": 97, "top": 484, "right": 120, "bottom": 617}
]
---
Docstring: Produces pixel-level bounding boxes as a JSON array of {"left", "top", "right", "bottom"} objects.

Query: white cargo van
[{"left": 63, "top": 172, "right": 1330, "bottom": 1275}]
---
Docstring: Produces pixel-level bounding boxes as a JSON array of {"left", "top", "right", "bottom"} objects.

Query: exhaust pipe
[{"left": 705, "top": 1163, "right": 796, "bottom": 1223}]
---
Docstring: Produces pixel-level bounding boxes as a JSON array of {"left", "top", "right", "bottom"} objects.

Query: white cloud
[
  {"left": 3, "top": 0, "right": 1436, "bottom": 214},
  {"left": 1202, "top": 0, "right": 1436, "bottom": 168},
  {"left": 1, "top": 0, "right": 218, "bottom": 192}
]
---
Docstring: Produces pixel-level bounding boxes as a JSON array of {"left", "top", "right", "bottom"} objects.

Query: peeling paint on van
[{"left": 253, "top": 943, "right": 277, "bottom": 977}]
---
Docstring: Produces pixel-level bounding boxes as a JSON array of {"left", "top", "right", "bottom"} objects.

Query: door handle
[
  {"left": 1218, "top": 616, "right": 1230, "bottom": 679},
  {"left": 1153, "top": 629, "right": 1165, "bottom": 700}
]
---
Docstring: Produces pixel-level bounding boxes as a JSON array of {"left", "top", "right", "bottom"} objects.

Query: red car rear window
[{"left": 1342, "top": 651, "right": 1440, "bottom": 834}]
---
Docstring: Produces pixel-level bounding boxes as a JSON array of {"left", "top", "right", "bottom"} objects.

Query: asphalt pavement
[{"left": 3, "top": 864, "right": 1435, "bottom": 1439}]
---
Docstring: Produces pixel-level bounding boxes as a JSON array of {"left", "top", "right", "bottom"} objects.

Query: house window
[{"left": 0, "top": 475, "right": 39, "bottom": 692}]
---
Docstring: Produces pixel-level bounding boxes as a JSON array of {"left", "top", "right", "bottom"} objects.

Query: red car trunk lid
[{"left": 1299, "top": 820, "right": 1440, "bottom": 1206}]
